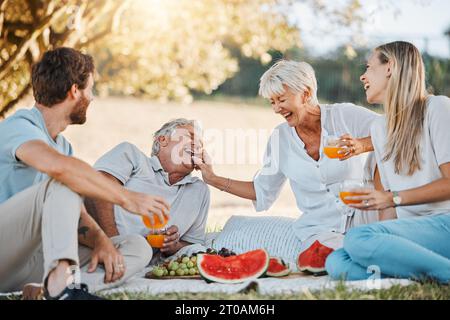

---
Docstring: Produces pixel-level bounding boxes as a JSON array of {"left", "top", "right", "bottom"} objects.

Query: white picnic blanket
[
  {"left": 100, "top": 267, "right": 413, "bottom": 296},
  {"left": 0, "top": 275, "right": 416, "bottom": 298},
  {"left": 100, "top": 228, "right": 414, "bottom": 296}
]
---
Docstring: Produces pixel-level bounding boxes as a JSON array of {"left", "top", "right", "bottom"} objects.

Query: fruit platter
[
  {"left": 145, "top": 247, "right": 235, "bottom": 280},
  {"left": 146, "top": 247, "right": 294, "bottom": 283}
]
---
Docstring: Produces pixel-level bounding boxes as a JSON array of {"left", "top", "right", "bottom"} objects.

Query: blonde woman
[
  {"left": 194, "top": 60, "right": 380, "bottom": 273},
  {"left": 326, "top": 41, "right": 450, "bottom": 283}
]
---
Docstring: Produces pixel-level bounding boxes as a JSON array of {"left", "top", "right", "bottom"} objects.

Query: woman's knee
[
  {"left": 345, "top": 221, "right": 393, "bottom": 263},
  {"left": 343, "top": 225, "right": 377, "bottom": 261},
  {"left": 325, "top": 249, "right": 350, "bottom": 280}
]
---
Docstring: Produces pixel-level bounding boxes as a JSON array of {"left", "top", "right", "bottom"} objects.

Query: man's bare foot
[{"left": 46, "top": 260, "right": 74, "bottom": 297}]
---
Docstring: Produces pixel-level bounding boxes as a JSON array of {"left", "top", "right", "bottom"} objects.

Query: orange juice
[
  {"left": 142, "top": 213, "right": 169, "bottom": 229},
  {"left": 146, "top": 234, "right": 165, "bottom": 248},
  {"left": 324, "top": 146, "right": 345, "bottom": 159},
  {"left": 339, "top": 191, "right": 366, "bottom": 204},
  {"left": 142, "top": 213, "right": 169, "bottom": 248}
]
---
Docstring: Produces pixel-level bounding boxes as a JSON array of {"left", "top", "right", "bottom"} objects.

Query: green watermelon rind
[
  {"left": 197, "top": 249, "right": 270, "bottom": 284},
  {"left": 266, "top": 257, "right": 291, "bottom": 277}
]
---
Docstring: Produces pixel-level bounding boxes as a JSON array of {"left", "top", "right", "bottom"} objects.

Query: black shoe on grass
[{"left": 44, "top": 283, "right": 105, "bottom": 300}]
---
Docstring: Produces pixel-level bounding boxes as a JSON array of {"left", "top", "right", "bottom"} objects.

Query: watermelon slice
[
  {"left": 297, "top": 240, "right": 334, "bottom": 274},
  {"left": 197, "top": 249, "right": 269, "bottom": 284},
  {"left": 266, "top": 257, "right": 291, "bottom": 277}
]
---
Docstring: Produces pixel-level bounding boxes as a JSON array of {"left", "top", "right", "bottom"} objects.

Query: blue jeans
[{"left": 325, "top": 213, "right": 450, "bottom": 284}]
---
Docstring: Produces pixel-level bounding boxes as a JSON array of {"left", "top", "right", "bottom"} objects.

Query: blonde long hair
[{"left": 376, "top": 41, "right": 429, "bottom": 175}]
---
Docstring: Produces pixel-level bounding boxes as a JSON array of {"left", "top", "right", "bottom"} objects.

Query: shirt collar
[{"left": 149, "top": 156, "right": 197, "bottom": 186}]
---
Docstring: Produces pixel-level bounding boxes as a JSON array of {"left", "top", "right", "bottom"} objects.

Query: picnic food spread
[
  {"left": 149, "top": 248, "right": 237, "bottom": 278},
  {"left": 149, "top": 248, "right": 296, "bottom": 283}
]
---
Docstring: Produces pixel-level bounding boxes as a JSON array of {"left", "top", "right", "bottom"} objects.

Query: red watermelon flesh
[
  {"left": 267, "top": 257, "right": 290, "bottom": 277},
  {"left": 197, "top": 249, "right": 269, "bottom": 284},
  {"left": 297, "top": 240, "right": 334, "bottom": 274}
]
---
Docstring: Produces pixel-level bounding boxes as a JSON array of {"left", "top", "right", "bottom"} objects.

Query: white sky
[{"left": 293, "top": 0, "right": 450, "bottom": 58}]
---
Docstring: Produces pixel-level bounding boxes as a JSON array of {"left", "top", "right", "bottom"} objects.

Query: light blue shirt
[
  {"left": 253, "top": 103, "right": 380, "bottom": 241},
  {"left": 0, "top": 107, "right": 73, "bottom": 203}
]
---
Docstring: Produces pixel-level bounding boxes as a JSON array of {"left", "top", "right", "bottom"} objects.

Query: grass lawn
[
  {"left": 100, "top": 281, "right": 449, "bottom": 300},
  {"left": 1, "top": 280, "right": 448, "bottom": 300}
]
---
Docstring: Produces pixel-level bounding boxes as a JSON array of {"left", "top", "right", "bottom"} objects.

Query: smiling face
[
  {"left": 360, "top": 50, "right": 391, "bottom": 104},
  {"left": 158, "top": 124, "right": 203, "bottom": 175},
  {"left": 269, "top": 85, "right": 311, "bottom": 127}
]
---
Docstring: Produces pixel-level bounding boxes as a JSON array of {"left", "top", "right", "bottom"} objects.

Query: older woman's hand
[
  {"left": 192, "top": 149, "right": 216, "bottom": 184},
  {"left": 337, "top": 134, "right": 373, "bottom": 161}
]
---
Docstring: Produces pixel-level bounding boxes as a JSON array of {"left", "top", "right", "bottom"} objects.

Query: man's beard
[{"left": 69, "top": 94, "right": 90, "bottom": 125}]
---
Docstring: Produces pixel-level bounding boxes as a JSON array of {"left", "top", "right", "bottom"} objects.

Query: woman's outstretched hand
[{"left": 192, "top": 149, "right": 215, "bottom": 184}]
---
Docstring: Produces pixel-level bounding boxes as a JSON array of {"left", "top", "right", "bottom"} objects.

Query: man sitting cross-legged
[
  {"left": 85, "top": 119, "right": 210, "bottom": 261},
  {"left": 0, "top": 48, "right": 170, "bottom": 300}
]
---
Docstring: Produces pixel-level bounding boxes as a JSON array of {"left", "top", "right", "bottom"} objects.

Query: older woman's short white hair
[
  {"left": 151, "top": 118, "right": 201, "bottom": 156},
  {"left": 258, "top": 59, "right": 319, "bottom": 105}
]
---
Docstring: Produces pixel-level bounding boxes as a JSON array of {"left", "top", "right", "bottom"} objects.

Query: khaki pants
[
  {"left": 299, "top": 210, "right": 379, "bottom": 253},
  {"left": 0, "top": 179, "right": 152, "bottom": 293}
]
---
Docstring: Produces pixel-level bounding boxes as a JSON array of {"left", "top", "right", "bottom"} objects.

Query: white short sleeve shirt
[{"left": 371, "top": 95, "right": 450, "bottom": 218}]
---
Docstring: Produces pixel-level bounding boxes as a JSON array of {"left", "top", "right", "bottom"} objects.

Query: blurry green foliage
[
  {"left": 0, "top": 0, "right": 366, "bottom": 117},
  {"left": 212, "top": 46, "right": 450, "bottom": 106}
]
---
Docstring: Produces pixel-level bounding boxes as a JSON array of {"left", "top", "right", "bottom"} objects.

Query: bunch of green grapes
[{"left": 152, "top": 255, "right": 199, "bottom": 277}]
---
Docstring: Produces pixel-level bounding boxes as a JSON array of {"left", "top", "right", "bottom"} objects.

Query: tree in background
[
  {"left": 0, "top": 0, "right": 130, "bottom": 117},
  {"left": 88, "top": 0, "right": 301, "bottom": 104},
  {"left": 0, "top": 0, "right": 366, "bottom": 117}
]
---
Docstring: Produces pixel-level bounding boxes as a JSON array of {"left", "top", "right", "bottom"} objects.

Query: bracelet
[{"left": 221, "top": 178, "right": 232, "bottom": 192}]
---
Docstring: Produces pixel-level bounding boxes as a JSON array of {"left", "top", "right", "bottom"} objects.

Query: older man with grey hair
[{"left": 85, "top": 119, "right": 210, "bottom": 260}]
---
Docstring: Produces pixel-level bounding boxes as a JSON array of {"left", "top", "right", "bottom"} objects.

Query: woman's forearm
[
  {"left": 398, "top": 177, "right": 450, "bottom": 206},
  {"left": 207, "top": 175, "right": 256, "bottom": 200},
  {"left": 374, "top": 166, "right": 397, "bottom": 220},
  {"left": 359, "top": 136, "right": 374, "bottom": 153}
]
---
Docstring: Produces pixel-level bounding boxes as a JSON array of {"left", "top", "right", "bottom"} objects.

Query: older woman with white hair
[{"left": 194, "top": 60, "right": 380, "bottom": 273}]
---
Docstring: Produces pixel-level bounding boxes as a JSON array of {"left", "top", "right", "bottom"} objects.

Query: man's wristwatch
[{"left": 392, "top": 191, "right": 402, "bottom": 207}]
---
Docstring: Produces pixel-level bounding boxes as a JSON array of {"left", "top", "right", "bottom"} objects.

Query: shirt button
[
  {"left": 327, "top": 188, "right": 330, "bottom": 192},
  {"left": 316, "top": 165, "right": 320, "bottom": 168}
]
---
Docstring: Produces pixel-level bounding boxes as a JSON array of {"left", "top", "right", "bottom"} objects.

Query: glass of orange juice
[
  {"left": 339, "top": 180, "right": 373, "bottom": 205},
  {"left": 323, "top": 135, "right": 347, "bottom": 159},
  {"left": 142, "top": 214, "right": 169, "bottom": 248}
]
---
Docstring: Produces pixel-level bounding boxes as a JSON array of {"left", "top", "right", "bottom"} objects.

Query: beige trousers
[{"left": 0, "top": 179, "right": 152, "bottom": 293}]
